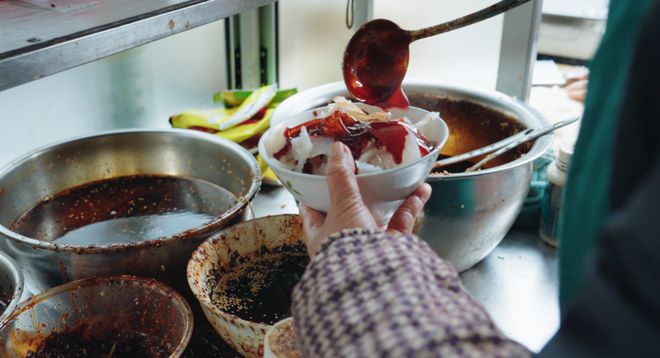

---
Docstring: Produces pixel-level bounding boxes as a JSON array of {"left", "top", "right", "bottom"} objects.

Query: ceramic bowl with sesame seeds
[{"left": 187, "top": 214, "right": 309, "bottom": 358}]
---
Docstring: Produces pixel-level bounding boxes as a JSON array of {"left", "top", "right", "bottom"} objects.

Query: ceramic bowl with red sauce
[{"left": 259, "top": 103, "right": 448, "bottom": 226}]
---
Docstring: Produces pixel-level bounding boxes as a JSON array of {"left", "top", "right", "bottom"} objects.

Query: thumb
[
  {"left": 300, "top": 204, "right": 325, "bottom": 234},
  {"left": 326, "top": 142, "right": 362, "bottom": 211},
  {"left": 387, "top": 183, "right": 432, "bottom": 234}
]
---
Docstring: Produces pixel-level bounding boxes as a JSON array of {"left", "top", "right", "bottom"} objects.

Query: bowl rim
[
  {"left": 263, "top": 316, "right": 296, "bottom": 358},
  {"left": 187, "top": 214, "right": 303, "bottom": 332},
  {"left": 0, "top": 251, "right": 24, "bottom": 327},
  {"left": 0, "top": 275, "right": 194, "bottom": 356},
  {"left": 271, "top": 80, "right": 553, "bottom": 180},
  {"left": 0, "top": 128, "right": 262, "bottom": 253},
  {"left": 258, "top": 104, "right": 449, "bottom": 180}
]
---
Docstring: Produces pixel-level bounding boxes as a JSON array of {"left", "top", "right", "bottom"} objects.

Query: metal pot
[
  {"left": 273, "top": 80, "right": 552, "bottom": 272},
  {"left": 0, "top": 129, "right": 261, "bottom": 294},
  {"left": 407, "top": 83, "right": 551, "bottom": 271},
  {"left": 0, "top": 251, "right": 23, "bottom": 325}
]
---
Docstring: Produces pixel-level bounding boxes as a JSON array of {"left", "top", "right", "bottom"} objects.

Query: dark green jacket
[
  {"left": 541, "top": 0, "right": 660, "bottom": 355},
  {"left": 558, "top": 0, "right": 653, "bottom": 307}
]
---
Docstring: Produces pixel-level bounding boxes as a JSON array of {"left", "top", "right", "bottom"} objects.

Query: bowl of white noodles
[{"left": 258, "top": 98, "right": 448, "bottom": 225}]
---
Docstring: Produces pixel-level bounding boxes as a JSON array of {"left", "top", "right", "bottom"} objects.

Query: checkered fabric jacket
[{"left": 291, "top": 228, "right": 531, "bottom": 358}]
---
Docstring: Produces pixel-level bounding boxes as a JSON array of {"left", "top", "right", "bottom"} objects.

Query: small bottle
[{"left": 539, "top": 144, "right": 573, "bottom": 247}]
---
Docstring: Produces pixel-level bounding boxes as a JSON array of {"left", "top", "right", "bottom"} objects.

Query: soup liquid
[{"left": 10, "top": 175, "right": 237, "bottom": 245}]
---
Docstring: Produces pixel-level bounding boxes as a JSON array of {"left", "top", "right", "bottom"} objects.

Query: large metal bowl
[
  {"left": 273, "top": 80, "right": 552, "bottom": 272},
  {"left": 0, "top": 129, "right": 261, "bottom": 293},
  {"left": 408, "top": 83, "right": 551, "bottom": 271}
]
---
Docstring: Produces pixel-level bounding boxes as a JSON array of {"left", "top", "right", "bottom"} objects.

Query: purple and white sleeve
[{"left": 291, "top": 228, "right": 530, "bottom": 358}]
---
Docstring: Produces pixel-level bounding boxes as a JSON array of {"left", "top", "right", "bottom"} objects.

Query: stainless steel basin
[
  {"left": 0, "top": 129, "right": 261, "bottom": 294},
  {"left": 406, "top": 83, "right": 551, "bottom": 271},
  {"left": 273, "top": 80, "right": 552, "bottom": 272}
]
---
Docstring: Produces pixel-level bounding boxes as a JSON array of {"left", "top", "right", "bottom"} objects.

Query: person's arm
[
  {"left": 292, "top": 229, "right": 530, "bottom": 358},
  {"left": 291, "top": 143, "right": 530, "bottom": 358}
]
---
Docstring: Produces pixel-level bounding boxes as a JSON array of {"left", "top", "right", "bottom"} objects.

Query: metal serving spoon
[
  {"left": 434, "top": 117, "right": 580, "bottom": 172},
  {"left": 343, "top": 0, "right": 532, "bottom": 109}
]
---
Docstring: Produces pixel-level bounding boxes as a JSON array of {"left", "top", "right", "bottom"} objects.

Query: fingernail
[
  {"left": 422, "top": 183, "right": 432, "bottom": 203},
  {"left": 330, "top": 143, "right": 355, "bottom": 172},
  {"left": 341, "top": 145, "right": 355, "bottom": 171},
  {"left": 331, "top": 142, "right": 344, "bottom": 159}
]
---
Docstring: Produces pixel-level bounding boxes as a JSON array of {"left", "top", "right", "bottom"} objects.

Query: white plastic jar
[{"left": 539, "top": 144, "right": 573, "bottom": 247}]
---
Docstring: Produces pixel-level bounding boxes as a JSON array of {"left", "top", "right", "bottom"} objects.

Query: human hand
[
  {"left": 300, "top": 142, "right": 432, "bottom": 257},
  {"left": 564, "top": 71, "right": 589, "bottom": 103}
]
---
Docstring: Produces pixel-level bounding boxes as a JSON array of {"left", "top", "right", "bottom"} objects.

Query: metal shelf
[{"left": 0, "top": 0, "right": 275, "bottom": 91}]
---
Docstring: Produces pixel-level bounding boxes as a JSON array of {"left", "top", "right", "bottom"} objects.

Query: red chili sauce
[
  {"left": 343, "top": 20, "right": 411, "bottom": 109},
  {"left": 274, "top": 111, "right": 434, "bottom": 174}
]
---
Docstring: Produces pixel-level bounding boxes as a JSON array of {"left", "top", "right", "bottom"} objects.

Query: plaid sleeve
[{"left": 291, "top": 229, "right": 531, "bottom": 358}]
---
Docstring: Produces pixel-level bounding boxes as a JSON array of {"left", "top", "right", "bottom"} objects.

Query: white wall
[
  {"left": 277, "top": 1, "right": 355, "bottom": 90},
  {"left": 374, "top": 0, "right": 503, "bottom": 89},
  {"left": 278, "top": 0, "right": 504, "bottom": 91},
  {"left": 0, "top": 21, "right": 227, "bottom": 166}
]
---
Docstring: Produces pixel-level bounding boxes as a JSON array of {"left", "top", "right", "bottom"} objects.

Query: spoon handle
[
  {"left": 408, "top": 0, "right": 532, "bottom": 41},
  {"left": 434, "top": 127, "right": 533, "bottom": 169},
  {"left": 465, "top": 117, "right": 580, "bottom": 172}
]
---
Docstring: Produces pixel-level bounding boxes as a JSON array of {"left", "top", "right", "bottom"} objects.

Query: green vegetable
[{"left": 213, "top": 88, "right": 297, "bottom": 108}]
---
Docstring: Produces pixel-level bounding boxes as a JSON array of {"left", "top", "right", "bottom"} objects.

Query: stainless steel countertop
[
  {"left": 252, "top": 186, "right": 560, "bottom": 353},
  {"left": 461, "top": 226, "right": 559, "bottom": 352}
]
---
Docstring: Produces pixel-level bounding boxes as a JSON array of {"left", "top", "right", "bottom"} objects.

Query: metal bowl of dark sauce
[
  {"left": 188, "top": 214, "right": 308, "bottom": 358},
  {"left": 0, "top": 129, "right": 261, "bottom": 293},
  {"left": 407, "top": 83, "right": 551, "bottom": 271},
  {"left": 0, "top": 276, "right": 192, "bottom": 358}
]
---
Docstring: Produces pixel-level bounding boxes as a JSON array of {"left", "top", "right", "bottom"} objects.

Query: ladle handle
[{"left": 408, "top": 0, "right": 532, "bottom": 41}]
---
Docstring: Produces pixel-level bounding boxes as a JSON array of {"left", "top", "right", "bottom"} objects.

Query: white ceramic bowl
[{"left": 258, "top": 103, "right": 449, "bottom": 225}]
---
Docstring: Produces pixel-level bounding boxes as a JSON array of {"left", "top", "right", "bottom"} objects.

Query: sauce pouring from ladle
[{"left": 343, "top": 0, "right": 532, "bottom": 109}]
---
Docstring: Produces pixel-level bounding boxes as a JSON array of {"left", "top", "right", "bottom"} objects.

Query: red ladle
[{"left": 343, "top": 0, "right": 532, "bottom": 109}]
